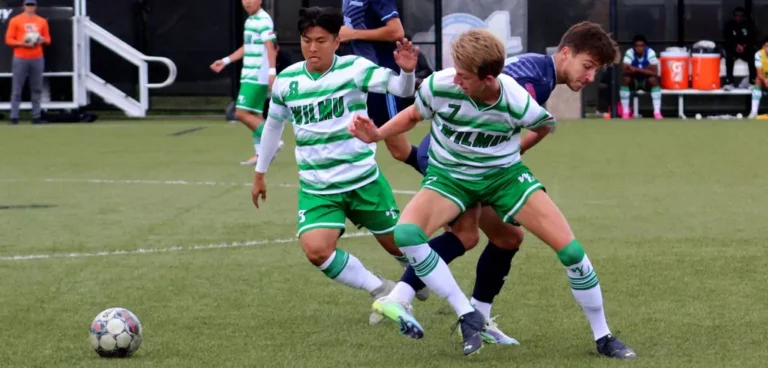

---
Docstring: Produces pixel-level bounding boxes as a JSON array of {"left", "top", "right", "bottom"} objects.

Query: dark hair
[
  {"left": 632, "top": 34, "right": 647, "bottom": 44},
  {"left": 733, "top": 7, "right": 746, "bottom": 15},
  {"left": 298, "top": 7, "right": 343, "bottom": 37},
  {"left": 558, "top": 21, "right": 620, "bottom": 66},
  {"left": 762, "top": 37, "right": 768, "bottom": 46}
]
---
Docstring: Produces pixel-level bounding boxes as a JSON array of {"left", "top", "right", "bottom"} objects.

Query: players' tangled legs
[{"left": 251, "top": 5, "right": 636, "bottom": 360}]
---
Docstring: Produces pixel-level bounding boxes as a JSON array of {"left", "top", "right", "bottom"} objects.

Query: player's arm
[
  {"left": 353, "top": 42, "right": 416, "bottom": 98},
  {"left": 350, "top": 75, "right": 434, "bottom": 143},
  {"left": 341, "top": 0, "right": 403, "bottom": 42},
  {"left": 514, "top": 92, "right": 556, "bottom": 153},
  {"left": 5, "top": 18, "right": 25, "bottom": 47},
  {"left": 39, "top": 20, "right": 51, "bottom": 45},
  {"left": 640, "top": 49, "right": 659, "bottom": 76},
  {"left": 261, "top": 22, "right": 278, "bottom": 84},
  {"left": 211, "top": 46, "right": 245, "bottom": 73},
  {"left": 252, "top": 77, "right": 289, "bottom": 208},
  {"left": 621, "top": 50, "right": 636, "bottom": 74},
  {"left": 755, "top": 51, "right": 763, "bottom": 82}
]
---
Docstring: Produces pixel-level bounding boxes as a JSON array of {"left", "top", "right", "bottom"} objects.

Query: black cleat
[
  {"left": 457, "top": 310, "right": 485, "bottom": 356},
  {"left": 596, "top": 334, "right": 636, "bottom": 359}
]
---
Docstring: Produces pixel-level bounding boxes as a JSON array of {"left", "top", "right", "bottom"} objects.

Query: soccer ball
[
  {"left": 89, "top": 307, "right": 142, "bottom": 358},
  {"left": 23, "top": 31, "right": 40, "bottom": 45}
]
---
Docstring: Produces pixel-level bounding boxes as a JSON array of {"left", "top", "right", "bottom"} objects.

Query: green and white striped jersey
[
  {"left": 415, "top": 68, "right": 555, "bottom": 180},
  {"left": 242, "top": 9, "right": 276, "bottom": 85},
  {"left": 267, "top": 55, "right": 408, "bottom": 194}
]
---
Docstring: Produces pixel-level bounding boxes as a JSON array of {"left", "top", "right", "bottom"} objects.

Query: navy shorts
[
  {"left": 367, "top": 93, "right": 402, "bottom": 128},
  {"left": 416, "top": 133, "right": 430, "bottom": 175}
]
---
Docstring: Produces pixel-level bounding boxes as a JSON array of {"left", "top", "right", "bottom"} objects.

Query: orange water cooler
[
  {"left": 660, "top": 51, "right": 690, "bottom": 89},
  {"left": 691, "top": 53, "right": 721, "bottom": 90}
]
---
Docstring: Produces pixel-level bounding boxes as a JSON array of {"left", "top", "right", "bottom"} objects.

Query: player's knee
[
  {"left": 234, "top": 109, "right": 251, "bottom": 121},
  {"left": 489, "top": 226, "right": 524, "bottom": 250},
  {"left": 301, "top": 241, "right": 336, "bottom": 267},
  {"left": 622, "top": 76, "right": 632, "bottom": 85},
  {"left": 647, "top": 76, "right": 660, "bottom": 87},
  {"left": 393, "top": 223, "right": 428, "bottom": 248},
  {"left": 452, "top": 228, "right": 480, "bottom": 251}
]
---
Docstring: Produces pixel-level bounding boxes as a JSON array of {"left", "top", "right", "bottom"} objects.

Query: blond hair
[{"left": 451, "top": 29, "right": 505, "bottom": 79}]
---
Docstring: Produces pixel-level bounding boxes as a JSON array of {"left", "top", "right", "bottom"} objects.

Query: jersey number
[
  {"left": 447, "top": 103, "right": 461, "bottom": 120},
  {"left": 298, "top": 210, "right": 307, "bottom": 223}
]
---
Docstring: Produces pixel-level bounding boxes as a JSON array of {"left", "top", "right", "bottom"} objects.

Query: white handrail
[{"left": 84, "top": 19, "right": 177, "bottom": 88}]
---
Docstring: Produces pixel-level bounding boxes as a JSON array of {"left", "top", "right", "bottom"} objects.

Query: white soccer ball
[
  {"left": 737, "top": 113, "right": 743, "bottom": 119},
  {"left": 89, "top": 307, "right": 142, "bottom": 358},
  {"left": 23, "top": 31, "right": 40, "bottom": 45},
  {"left": 695, "top": 113, "right": 702, "bottom": 120}
]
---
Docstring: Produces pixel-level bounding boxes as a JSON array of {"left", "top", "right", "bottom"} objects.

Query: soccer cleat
[
  {"left": 415, "top": 287, "right": 430, "bottom": 302},
  {"left": 621, "top": 112, "right": 632, "bottom": 120},
  {"left": 240, "top": 141, "right": 285, "bottom": 165},
  {"left": 480, "top": 316, "right": 519, "bottom": 345},
  {"left": 455, "top": 310, "right": 485, "bottom": 356},
  {"left": 368, "top": 278, "right": 396, "bottom": 325},
  {"left": 748, "top": 112, "right": 758, "bottom": 119},
  {"left": 596, "top": 334, "right": 636, "bottom": 360},
  {"left": 653, "top": 112, "right": 663, "bottom": 120},
  {"left": 372, "top": 297, "right": 424, "bottom": 339}
]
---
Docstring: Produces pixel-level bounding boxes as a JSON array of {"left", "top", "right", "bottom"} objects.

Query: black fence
[{"left": 0, "top": 0, "right": 762, "bottom": 114}]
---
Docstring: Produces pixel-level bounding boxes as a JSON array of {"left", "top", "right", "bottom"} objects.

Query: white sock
[
  {"left": 566, "top": 254, "right": 611, "bottom": 340},
  {"left": 318, "top": 249, "right": 382, "bottom": 293},
  {"left": 620, "top": 87, "right": 630, "bottom": 114},
  {"left": 751, "top": 87, "right": 762, "bottom": 115},
  {"left": 470, "top": 297, "right": 492, "bottom": 319},
  {"left": 254, "top": 144, "right": 260, "bottom": 157},
  {"left": 651, "top": 88, "right": 661, "bottom": 114},
  {"left": 403, "top": 243, "right": 474, "bottom": 317},
  {"left": 390, "top": 281, "right": 416, "bottom": 303}
]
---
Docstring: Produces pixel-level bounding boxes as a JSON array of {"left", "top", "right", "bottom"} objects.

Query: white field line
[
  {"left": 0, "top": 232, "right": 371, "bottom": 262},
  {"left": 0, "top": 178, "right": 418, "bottom": 195}
]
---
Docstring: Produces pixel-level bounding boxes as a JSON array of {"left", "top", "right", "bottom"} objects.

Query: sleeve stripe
[{"left": 381, "top": 11, "right": 399, "bottom": 22}]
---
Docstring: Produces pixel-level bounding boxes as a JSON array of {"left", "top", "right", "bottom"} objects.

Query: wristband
[
  {"left": 269, "top": 68, "right": 277, "bottom": 76},
  {"left": 222, "top": 57, "right": 232, "bottom": 65}
]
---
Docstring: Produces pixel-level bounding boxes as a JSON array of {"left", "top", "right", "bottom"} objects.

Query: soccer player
[
  {"left": 340, "top": 0, "right": 422, "bottom": 174},
  {"left": 210, "top": 0, "right": 284, "bottom": 165},
  {"left": 748, "top": 37, "right": 768, "bottom": 119},
  {"left": 349, "top": 29, "right": 634, "bottom": 359},
  {"left": 620, "top": 34, "right": 662, "bottom": 119},
  {"left": 389, "top": 22, "right": 626, "bottom": 353},
  {"left": 250, "top": 7, "right": 418, "bottom": 321}
]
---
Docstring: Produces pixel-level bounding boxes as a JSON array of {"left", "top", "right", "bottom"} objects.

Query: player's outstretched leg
[
  {"left": 471, "top": 206, "right": 524, "bottom": 345},
  {"left": 382, "top": 189, "right": 485, "bottom": 356},
  {"left": 514, "top": 190, "right": 636, "bottom": 360},
  {"left": 300, "top": 228, "right": 394, "bottom": 305}
]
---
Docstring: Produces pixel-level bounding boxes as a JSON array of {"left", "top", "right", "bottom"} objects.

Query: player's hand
[
  {"left": 252, "top": 173, "right": 267, "bottom": 209},
  {"left": 736, "top": 44, "right": 745, "bottom": 53},
  {"left": 210, "top": 60, "right": 227, "bottom": 73},
  {"left": 339, "top": 26, "right": 354, "bottom": 43},
  {"left": 394, "top": 38, "right": 419, "bottom": 73},
  {"left": 348, "top": 114, "right": 381, "bottom": 143}
]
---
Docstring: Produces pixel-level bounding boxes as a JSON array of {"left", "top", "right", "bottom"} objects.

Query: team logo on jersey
[{"left": 524, "top": 83, "right": 537, "bottom": 100}]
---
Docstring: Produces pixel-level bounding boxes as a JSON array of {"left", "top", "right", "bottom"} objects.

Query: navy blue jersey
[
  {"left": 342, "top": 0, "right": 399, "bottom": 70},
  {"left": 502, "top": 53, "right": 557, "bottom": 105},
  {"left": 417, "top": 53, "right": 558, "bottom": 175}
]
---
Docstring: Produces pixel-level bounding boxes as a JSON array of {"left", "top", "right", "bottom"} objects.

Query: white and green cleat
[{"left": 371, "top": 297, "right": 424, "bottom": 339}]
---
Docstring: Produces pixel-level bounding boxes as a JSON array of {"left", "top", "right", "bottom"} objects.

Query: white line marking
[
  {"left": 0, "top": 178, "right": 419, "bottom": 195},
  {"left": 0, "top": 231, "right": 371, "bottom": 262}
]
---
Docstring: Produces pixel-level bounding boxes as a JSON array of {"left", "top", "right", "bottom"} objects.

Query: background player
[
  {"left": 394, "top": 21, "right": 620, "bottom": 346},
  {"left": 210, "top": 0, "right": 284, "bottom": 165},
  {"left": 620, "top": 34, "right": 662, "bottom": 119},
  {"left": 341, "top": 0, "right": 422, "bottom": 174},
  {"left": 748, "top": 37, "right": 768, "bottom": 118},
  {"left": 250, "top": 7, "right": 418, "bottom": 322}
]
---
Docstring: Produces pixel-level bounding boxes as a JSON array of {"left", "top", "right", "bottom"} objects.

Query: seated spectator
[
  {"left": 620, "top": 34, "right": 662, "bottom": 119},
  {"left": 723, "top": 7, "right": 757, "bottom": 90}
]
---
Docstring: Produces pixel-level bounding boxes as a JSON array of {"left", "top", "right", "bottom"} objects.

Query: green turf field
[{"left": 1, "top": 118, "right": 766, "bottom": 367}]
